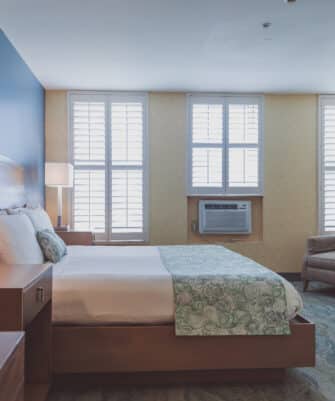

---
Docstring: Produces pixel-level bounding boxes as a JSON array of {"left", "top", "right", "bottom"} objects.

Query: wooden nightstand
[
  {"left": 0, "top": 332, "right": 25, "bottom": 401},
  {"left": 56, "top": 230, "right": 93, "bottom": 245},
  {"left": 0, "top": 264, "right": 52, "bottom": 401}
]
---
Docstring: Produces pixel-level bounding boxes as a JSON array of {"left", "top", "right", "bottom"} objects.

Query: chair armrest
[{"left": 307, "top": 235, "right": 335, "bottom": 254}]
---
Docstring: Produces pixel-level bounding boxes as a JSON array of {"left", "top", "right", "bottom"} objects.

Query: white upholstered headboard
[{"left": 0, "top": 155, "right": 26, "bottom": 209}]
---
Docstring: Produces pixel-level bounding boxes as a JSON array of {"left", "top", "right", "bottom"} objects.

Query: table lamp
[{"left": 45, "top": 162, "right": 73, "bottom": 230}]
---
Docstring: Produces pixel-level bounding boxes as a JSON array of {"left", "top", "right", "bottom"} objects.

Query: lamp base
[
  {"left": 56, "top": 214, "right": 69, "bottom": 232},
  {"left": 55, "top": 225, "right": 69, "bottom": 232}
]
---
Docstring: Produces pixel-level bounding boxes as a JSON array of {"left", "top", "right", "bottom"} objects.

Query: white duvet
[{"left": 53, "top": 245, "right": 303, "bottom": 325}]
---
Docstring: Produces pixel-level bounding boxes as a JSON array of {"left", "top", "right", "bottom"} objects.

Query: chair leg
[{"left": 303, "top": 280, "right": 309, "bottom": 292}]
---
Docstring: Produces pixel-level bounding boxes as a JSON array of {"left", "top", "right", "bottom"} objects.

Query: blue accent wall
[{"left": 0, "top": 30, "right": 45, "bottom": 205}]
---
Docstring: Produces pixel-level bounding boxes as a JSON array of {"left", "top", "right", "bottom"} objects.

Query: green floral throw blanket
[{"left": 158, "top": 245, "right": 290, "bottom": 336}]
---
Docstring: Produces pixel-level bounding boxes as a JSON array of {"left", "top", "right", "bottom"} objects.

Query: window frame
[
  {"left": 68, "top": 91, "right": 149, "bottom": 243},
  {"left": 186, "top": 93, "right": 264, "bottom": 196},
  {"left": 319, "top": 95, "right": 335, "bottom": 234}
]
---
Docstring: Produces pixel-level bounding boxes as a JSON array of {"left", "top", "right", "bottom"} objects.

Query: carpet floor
[{"left": 48, "top": 282, "right": 335, "bottom": 401}]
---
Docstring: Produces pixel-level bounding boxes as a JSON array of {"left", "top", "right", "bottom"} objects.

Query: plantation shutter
[
  {"left": 188, "top": 95, "right": 263, "bottom": 195},
  {"left": 70, "top": 93, "right": 148, "bottom": 242},
  {"left": 320, "top": 96, "right": 335, "bottom": 232},
  {"left": 71, "top": 99, "right": 107, "bottom": 239},
  {"left": 191, "top": 103, "right": 223, "bottom": 192},
  {"left": 227, "top": 98, "right": 260, "bottom": 193},
  {"left": 110, "top": 101, "right": 145, "bottom": 241}
]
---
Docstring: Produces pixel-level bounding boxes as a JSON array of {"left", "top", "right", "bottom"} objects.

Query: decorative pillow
[
  {"left": 0, "top": 215, "right": 44, "bottom": 264},
  {"left": 36, "top": 229, "right": 67, "bottom": 263},
  {"left": 53, "top": 231, "right": 68, "bottom": 251},
  {"left": 8, "top": 207, "right": 54, "bottom": 232}
]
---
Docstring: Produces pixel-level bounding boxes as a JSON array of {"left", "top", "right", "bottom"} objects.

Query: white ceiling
[{"left": 1, "top": 0, "right": 335, "bottom": 92}]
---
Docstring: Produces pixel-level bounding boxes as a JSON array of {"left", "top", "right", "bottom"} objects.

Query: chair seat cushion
[{"left": 307, "top": 251, "right": 335, "bottom": 271}]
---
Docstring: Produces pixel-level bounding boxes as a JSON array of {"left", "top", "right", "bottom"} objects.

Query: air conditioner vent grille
[{"left": 199, "top": 200, "right": 252, "bottom": 234}]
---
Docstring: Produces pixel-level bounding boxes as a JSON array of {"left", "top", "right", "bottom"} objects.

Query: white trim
[
  {"left": 187, "top": 92, "right": 264, "bottom": 99},
  {"left": 186, "top": 93, "right": 192, "bottom": 197},
  {"left": 319, "top": 95, "right": 324, "bottom": 234},
  {"left": 259, "top": 95, "right": 265, "bottom": 196},
  {"left": 142, "top": 93, "right": 150, "bottom": 242},
  {"left": 68, "top": 91, "right": 149, "bottom": 242},
  {"left": 67, "top": 91, "right": 73, "bottom": 230},
  {"left": 105, "top": 98, "right": 111, "bottom": 242},
  {"left": 318, "top": 95, "right": 335, "bottom": 234},
  {"left": 186, "top": 93, "right": 264, "bottom": 196},
  {"left": 224, "top": 97, "right": 231, "bottom": 193},
  {"left": 69, "top": 90, "right": 147, "bottom": 97}
]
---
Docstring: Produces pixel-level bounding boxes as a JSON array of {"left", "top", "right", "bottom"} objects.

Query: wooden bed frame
[
  {"left": 0, "top": 155, "right": 316, "bottom": 385},
  {"left": 51, "top": 315, "right": 315, "bottom": 384}
]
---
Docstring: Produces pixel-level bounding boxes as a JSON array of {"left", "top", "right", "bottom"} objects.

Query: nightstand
[
  {"left": 0, "top": 264, "right": 52, "bottom": 401},
  {"left": 0, "top": 332, "right": 25, "bottom": 401},
  {"left": 56, "top": 230, "right": 93, "bottom": 245}
]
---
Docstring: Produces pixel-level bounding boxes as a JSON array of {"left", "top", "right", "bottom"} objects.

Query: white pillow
[
  {"left": 8, "top": 207, "right": 54, "bottom": 232},
  {"left": 0, "top": 215, "right": 44, "bottom": 264}
]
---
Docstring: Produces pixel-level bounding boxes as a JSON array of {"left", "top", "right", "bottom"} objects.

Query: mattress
[{"left": 52, "top": 245, "right": 303, "bottom": 325}]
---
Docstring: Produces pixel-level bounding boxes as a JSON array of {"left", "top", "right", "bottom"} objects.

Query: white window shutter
[
  {"left": 72, "top": 102, "right": 106, "bottom": 166},
  {"left": 228, "top": 104, "right": 259, "bottom": 144},
  {"left": 188, "top": 95, "right": 263, "bottom": 195},
  {"left": 111, "top": 170, "right": 144, "bottom": 239},
  {"left": 192, "top": 148, "right": 222, "bottom": 187},
  {"left": 320, "top": 97, "right": 335, "bottom": 232},
  {"left": 73, "top": 169, "right": 106, "bottom": 233},
  {"left": 227, "top": 101, "right": 260, "bottom": 191},
  {"left": 192, "top": 104, "right": 223, "bottom": 144},
  {"left": 110, "top": 101, "right": 145, "bottom": 240},
  {"left": 228, "top": 148, "right": 258, "bottom": 188},
  {"left": 111, "top": 103, "right": 143, "bottom": 166},
  {"left": 72, "top": 100, "right": 106, "bottom": 238},
  {"left": 70, "top": 93, "right": 148, "bottom": 242}
]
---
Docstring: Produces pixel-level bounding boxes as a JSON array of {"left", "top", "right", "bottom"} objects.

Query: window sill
[
  {"left": 187, "top": 193, "right": 264, "bottom": 198},
  {"left": 93, "top": 240, "right": 149, "bottom": 246}
]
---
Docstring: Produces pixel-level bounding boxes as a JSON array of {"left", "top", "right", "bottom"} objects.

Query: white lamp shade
[{"left": 45, "top": 162, "right": 73, "bottom": 187}]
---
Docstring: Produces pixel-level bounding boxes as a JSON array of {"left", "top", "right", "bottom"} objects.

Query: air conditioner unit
[{"left": 199, "top": 200, "right": 252, "bottom": 234}]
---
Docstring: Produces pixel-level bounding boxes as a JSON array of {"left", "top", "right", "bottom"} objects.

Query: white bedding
[{"left": 53, "top": 245, "right": 303, "bottom": 325}]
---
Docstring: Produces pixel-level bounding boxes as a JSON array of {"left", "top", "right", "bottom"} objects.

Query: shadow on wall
[
  {"left": 24, "top": 163, "right": 43, "bottom": 206},
  {"left": 0, "top": 30, "right": 45, "bottom": 206}
]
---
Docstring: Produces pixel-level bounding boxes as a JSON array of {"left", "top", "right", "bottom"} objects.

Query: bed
[
  {"left": 53, "top": 245, "right": 303, "bottom": 326},
  {"left": 0, "top": 155, "right": 315, "bottom": 385},
  {"left": 51, "top": 244, "right": 315, "bottom": 384}
]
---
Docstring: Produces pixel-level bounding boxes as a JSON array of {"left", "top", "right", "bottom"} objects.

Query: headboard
[{"left": 0, "top": 155, "right": 26, "bottom": 209}]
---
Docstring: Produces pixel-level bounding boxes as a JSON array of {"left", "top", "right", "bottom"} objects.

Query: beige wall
[
  {"left": 228, "top": 95, "right": 318, "bottom": 273},
  {"left": 45, "top": 91, "right": 318, "bottom": 272},
  {"left": 45, "top": 91, "right": 70, "bottom": 225},
  {"left": 149, "top": 93, "right": 188, "bottom": 244}
]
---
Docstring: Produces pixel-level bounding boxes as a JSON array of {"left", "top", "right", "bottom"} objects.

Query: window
[
  {"left": 69, "top": 92, "right": 148, "bottom": 242},
  {"left": 187, "top": 95, "right": 263, "bottom": 195},
  {"left": 319, "top": 96, "right": 335, "bottom": 233}
]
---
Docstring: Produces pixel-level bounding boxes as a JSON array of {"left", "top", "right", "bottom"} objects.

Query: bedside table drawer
[
  {"left": 23, "top": 268, "right": 52, "bottom": 328},
  {"left": 0, "top": 335, "right": 24, "bottom": 401}
]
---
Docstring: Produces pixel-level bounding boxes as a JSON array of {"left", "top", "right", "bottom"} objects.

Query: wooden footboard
[{"left": 52, "top": 315, "right": 315, "bottom": 382}]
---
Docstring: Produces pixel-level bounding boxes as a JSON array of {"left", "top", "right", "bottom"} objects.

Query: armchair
[{"left": 302, "top": 235, "right": 335, "bottom": 291}]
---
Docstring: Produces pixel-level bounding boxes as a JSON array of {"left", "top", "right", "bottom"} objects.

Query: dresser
[
  {"left": 0, "top": 332, "right": 24, "bottom": 401},
  {"left": 0, "top": 263, "right": 52, "bottom": 401}
]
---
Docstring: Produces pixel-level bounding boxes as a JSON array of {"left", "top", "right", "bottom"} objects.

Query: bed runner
[{"left": 158, "top": 245, "right": 290, "bottom": 336}]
